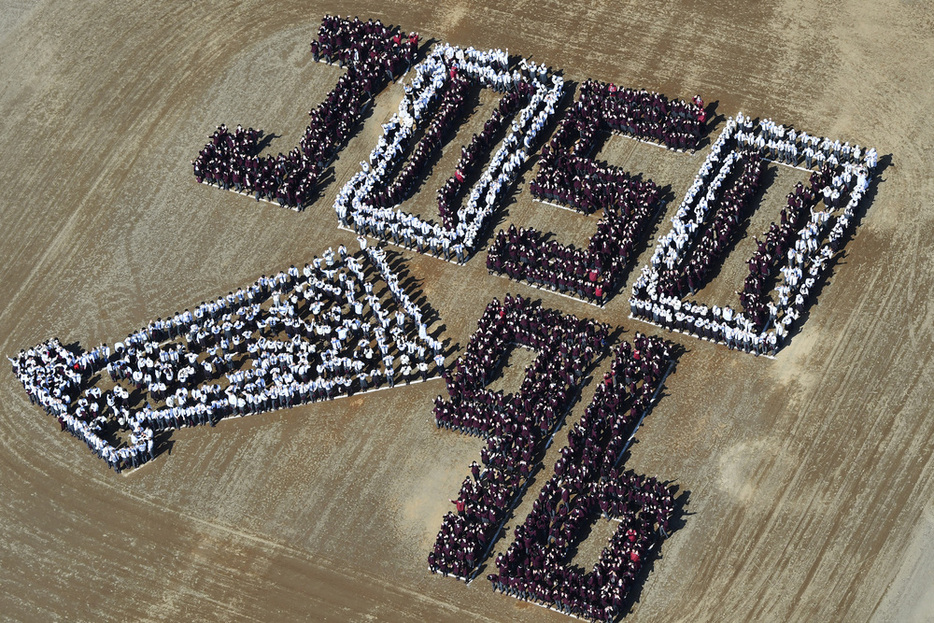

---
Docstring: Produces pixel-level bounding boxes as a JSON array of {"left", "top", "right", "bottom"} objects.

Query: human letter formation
[
  {"left": 12, "top": 14, "right": 883, "bottom": 623},
  {"left": 429, "top": 316, "right": 676, "bottom": 618},
  {"left": 485, "top": 79, "right": 707, "bottom": 305},
  {"left": 334, "top": 42, "right": 564, "bottom": 261},
  {"left": 191, "top": 16, "right": 418, "bottom": 210},
  {"left": 192, "top": 17, "right": 877, "bottom": 355},
  {"left": 490, "top": 338, "right": 674, "bottom": 622},
  {"left": 10, "top": 240, "right": 441, "bottom": 472},
  {"left": 630, "top": 113, "right": 878, "bottom": 356}
]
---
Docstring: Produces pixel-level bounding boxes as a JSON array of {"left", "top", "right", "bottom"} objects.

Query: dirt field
[{"left": 1, "top": 1, "right": 933, "bottom": 621}]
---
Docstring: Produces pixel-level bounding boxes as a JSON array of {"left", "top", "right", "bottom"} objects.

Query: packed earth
[{"left": 1, "top": 1, "right": 933, "bottom": 622}]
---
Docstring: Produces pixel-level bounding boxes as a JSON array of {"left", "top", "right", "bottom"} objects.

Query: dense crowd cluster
[
  {"left": 483, "top": 78, "right": 705, "bottom": 304},
  {"left": 335, "top": 43, "right": 564, "bottom": 261},
  {"left": 191, "top": 16, "right": 417, "bottom": 210},
  {"left": 491, "top": 473, "right": 674, "bottom": 621},
  {"left": 488, "top": 335, "right": 674, "bottom": 621},
  {"left": 428, "top": 296, "right": 609, "bottom": 579},
  {"left": 10, "top": 241, "right": 440, "bottom": 471},
  {"left": 587, "top": 81, "right": 707, "bottom": 151},
  {"left": 14, "top": 15, "right": 888, "bottom": 622},
  {"left": 631, "top": 113, "right": 877, "bottom": 355},
  {"left": 654, "top": 150, "right": 765, "bottom": 295},
  {"left": 486, "top": 173, "right": 659, "bottom": 304}
]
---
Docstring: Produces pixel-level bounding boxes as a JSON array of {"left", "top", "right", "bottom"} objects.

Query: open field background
[{"left": 1, "top": 1, "right": 933, "bottom": 621}]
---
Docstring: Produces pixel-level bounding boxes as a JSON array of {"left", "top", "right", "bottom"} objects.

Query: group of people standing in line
[{"left": 631, "top": 113, "right": 877, "bottom": 355}]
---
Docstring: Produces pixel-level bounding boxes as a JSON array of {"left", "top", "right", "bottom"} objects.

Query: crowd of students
[
  {"left": 192, "top": 16, "right": 417, "bottom": 210},
  {"left": 10, "top": 241, "right": 440, "bottom": 471},
  {"left": 490, "top": 472, "right": 673, "bottom": 621},
  {"left": 486, "top": 179, "right": 659, "bottom": 304},
  {"left": 488, "top": 335, "right": 674, "bottom": 621},
  {"left": 631, "top": 114, "right": 877, "bottom": 355},
  {"left": 429, "top": 328, "right": 678, "bottom": 619},
  {"left": 539, "top": 81, "right": 706, "bottom": 183},
  {"left": 655, "top": 150, "right": 765, "bottom": 296},
  {"left": 739, "top": 166, "right": 835, "bottom": 329},
  {"left": 590, "top": 80, "right": 707, "bottom": 151},
  {"left": 364, "top": 71, "right": 473, "bottom": 212},
  {"left": 530, "top": 80, "right": 701, "bottom": 216},
  {"left": 11, "top": 338, "right": 155, "bottom": 470},
  {"left": 437, "top": 89, "right": 530, "bottom": 230},
  {"left": 335, "top": 43, "right": 565, "bottom": 261},
  {"left": 481, "top": 78, "right": 708, "bottom": 305},
  {"left": 428, "top": 295, "right": 609, "bottom": 579}
]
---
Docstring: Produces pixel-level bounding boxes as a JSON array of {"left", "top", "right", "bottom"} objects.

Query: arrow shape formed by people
[{"left": 10, "top": 241, "right": 443, "bottom": 471}]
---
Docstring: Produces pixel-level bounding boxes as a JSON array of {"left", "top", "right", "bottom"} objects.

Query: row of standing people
[
  {"left": 361, "top": 72, "right": 471, "bottom": 212},
  {"left": 739, "top": 167, "right": 836, "bottom": 328},
  {"left": 437, "top": 88, "right": 530, "bottom": 230},
  {"left": 656, "top": 151, "right": 765, "bottom": 298}
]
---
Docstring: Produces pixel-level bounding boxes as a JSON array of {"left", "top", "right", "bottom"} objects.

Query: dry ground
[{"left": 1, "top": 1, "right": 933, "bottom": 621}]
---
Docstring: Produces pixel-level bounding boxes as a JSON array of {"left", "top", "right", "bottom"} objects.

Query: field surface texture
[{"left": 0, "top": 1, "right": 932, "bottom": 622}]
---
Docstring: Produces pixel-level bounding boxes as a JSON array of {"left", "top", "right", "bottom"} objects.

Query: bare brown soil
[{"left": 1, "top": 1, "right": 933, "bottom": 622}]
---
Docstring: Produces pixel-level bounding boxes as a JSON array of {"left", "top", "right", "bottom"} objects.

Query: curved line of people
[
  {"left": 191, "top": 16, "right": 417, "bottom": 210},
  {"left": 334, "top": 43, "right": 565, "bottom": 261},
  {"left": 428, "top": 295, "right": 609, "bottom": 580},
  {"left": 10, "top": 240, "right": 440, "bottom": 472},
  {"left": 366, "top": 71, "right": 473, "bottom": 216},
  {"left": 630, "top": 114, "right": 876, "bottom": 355}
]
